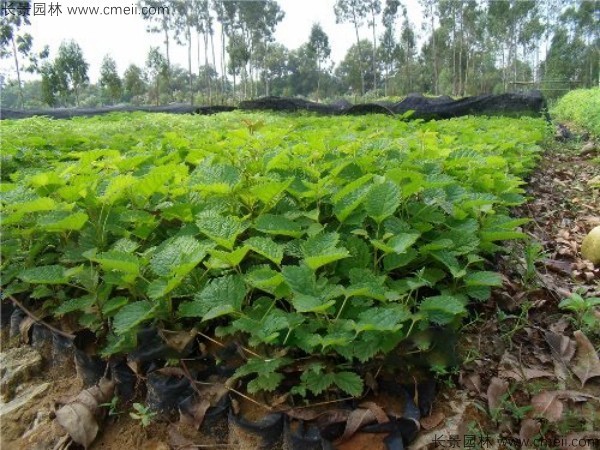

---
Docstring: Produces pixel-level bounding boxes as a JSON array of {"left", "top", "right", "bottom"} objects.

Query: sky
[{"left": 1, "top": 0, "right": 424, "bottom": 83}]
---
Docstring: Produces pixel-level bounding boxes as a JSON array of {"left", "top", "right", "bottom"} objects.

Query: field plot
[{"left": 1, "top": 112, "right": 551, "bottom": 447}]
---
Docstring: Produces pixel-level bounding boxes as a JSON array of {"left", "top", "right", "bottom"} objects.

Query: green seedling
[
  {"left": 129, "top": 402, "right": 157, "bottom": 428},
  {"left": 559, "top": 291, "right": 600, "bottom": 333}
]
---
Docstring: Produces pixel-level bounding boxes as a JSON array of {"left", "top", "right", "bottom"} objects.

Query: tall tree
[
  {"left": 307, "top": 23, "right": 331, "bottom": 100},
  {"left": 139, "top": 0, "right": 174, "bottom": 97},
  {"left": 381, "top": 0, "right": 401, "bottom": 96},
  {"left": 54, "top": 40, "right": 89, "bottom": 106},
  {"left": 99, "top": 55, "right": 122, "bottom": 105},
  {"left": 366, "top": 0, "right": 382, "bottom": 93},
  {"left": 419, "top": 0, "right": 439, "bottom": 94},
  {"left": 146, "top": 47, "right": 168, "bottom": 106},
  {"left": 173, "top": 0, "right": 196, "bottom": 105},
  {"left": 123, "top": 64, "right": 146, "bottom": 104},
  {"left": 334, "top": 0, "right": 368, "bottom": 95},
  {"left": 0, "top": 0, "right": 32, "bottom": 108}
]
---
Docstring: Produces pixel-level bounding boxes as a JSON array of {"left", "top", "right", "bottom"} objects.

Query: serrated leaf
[
  {"left": 430, "top": 250, "right": 466, "bottom": 278},
  {"left": 420, "top": 295, "right": 466, "bottom": 325},
  {"left": 250, "top": 179, "right": 292, "bottom": 204},
  {"left": 196, "top": 211, "right": 247, "bottom": 250},
  {"left": 245, "top": 236, "right": 284, "bottom": 265},
  {"left": 54, "top": 296, "right": 96, "bottom": 315},
  {"left": 91, "top": 251, "right": 140, "bottom": 275},
  {"left": 178, "top": 275, "right": 246, "bottom": 321},
  {"left": 301, "top": 232, "right": 349, "bottom": 270},
  {"left": 464, "top": 271, "right": 503, "bottom": 287},
  {"left": 150, "top": 235, "right": 210, "bottom": 277},
  {"left": 254, "top": 214, "right": 302, "bottom": 238},
  {"left": 18, "top": 265, "right": 69, "bottom": 284},
  {"left": 333, "top": 174, "right": 373, "bottom": 222},
  {"left": 37, "top": 211, "right": 88, "bottom": 232},
  {"left": 281, "top": 265, "right": 318, "bottom": 296},
  {"left": 113, "top": 301, "right": 154, "bottom": 335},
  {"left": 301, "top": 371, "right": 335, "bottom": 396},
  {"left": 333, "top": 371, "right": 363, "bottom": 396},
  {"left": 365, "top": 181, "right": 401, "bottom": 223}
]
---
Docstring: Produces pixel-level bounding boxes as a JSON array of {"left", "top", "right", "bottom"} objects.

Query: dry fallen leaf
[
  {"left": 519, "top": 418, "right": 541, "bottom": 441},
  {"left": 530, "top": 391, "right": 563, "bottom": 422},
  {"left": 160, "top": 328, "right": 198, "bottom": 353},
  {"left": 545, "top": 331, "right": 577, "bottom": 364},
  {"left": 420, "top": 411, "right": 445, "bottom": 430},
  {"left": 55, "top": 377, "right": 115, "bottom": 448},
  {"left": 459, "top": 372, "right": 481, "bottom": 394},
  {"left": 487, "top": 377, "right": 509, "bottom": 412},
  {"left": 167, "top": 424, "right": 195, "bottom": 450},
  {"left": 336, "top": 408, "right": 378, "bottom": 444},
  {"left": 572, "top": 330, "right": 600, "bottom": 387},
  {"left": 498, "top": 352, "right": 555, "bottom": 381},
  {"left": 179, "top": 398, "right": 211, "bottom": 430}
]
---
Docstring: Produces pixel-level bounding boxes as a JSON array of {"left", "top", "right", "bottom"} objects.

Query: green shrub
[{"left": 551, "top": 88, "right": 600, "bottom": 136}]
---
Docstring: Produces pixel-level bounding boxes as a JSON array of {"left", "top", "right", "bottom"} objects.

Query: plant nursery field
[{"left": 2, "top": 111, "right": 599, "bottom": 449}]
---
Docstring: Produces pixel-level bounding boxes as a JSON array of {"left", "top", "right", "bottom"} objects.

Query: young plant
[
  {"left": 559, "top": 291, "right": 600, "bottom": 333},
  {"left": 129, "top": 402, "right": 156, "bottom": 428}
]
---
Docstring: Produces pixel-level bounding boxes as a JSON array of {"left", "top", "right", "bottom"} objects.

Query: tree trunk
[
  {"left": 188, "top": 25, "right": 193, "bottom": 105},
  {"left": 351, "top": 8, "right": 365, "bottom": 96},
  {"left": 163, "top": 23, "right": 172, "bottom": 101},
  {"left": 431, "top": 9, "right": 438, "bottom": 95},
  {"left": 210, "top": 29, "right": 217, "bottom": 103},
  {"left": 10, "top": 35, "right": 24, "bottom": 109},
  {"left": 221, "top": 26, "right": 227, "bottom": 102},
  {"left": 371, "top": 7, "right": 377, "bottom": 93},
  {"left": 204, "top": 31, "right": 211, "bottom": 104}
]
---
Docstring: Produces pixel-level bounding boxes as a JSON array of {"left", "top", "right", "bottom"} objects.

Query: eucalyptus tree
[
  {"left": 99, "top": 55, "right": 122, "bottom": 105},
  {"left": 172, "top": 0, "right": 196, "bottom": 104},
  {"left": 380, "top": 0, "right": 401, "bottom": 96},
  {"left": 307, "top": 23, "right": 331, "bottom": 100},
  {"left": 365, "top": 0, "right": 382, "bottom": 93},
  {"left": 0, "top": 0, "right": 32, "bottom": 108},
  {"left": 334, "top": 0, "right": 368, "bottom": 95},
  {"left": 54, "top": 40, "right": 89, "bottom": 106},
  {"left": 123, "top": 64, "right": 146, "bottom": 104},
  {"left": 139, "top": 0, "right": 174, "bottom": 74},
  {"left": 419, "top": 0, "right": 439, "bottom": 94},
  {"left": 146, "top": 47, "right": 168, "bottom": 105}
]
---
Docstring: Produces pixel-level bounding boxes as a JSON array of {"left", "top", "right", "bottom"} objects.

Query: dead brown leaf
[
  {"left": 545, "top": 331, "right": 577, "bottom": 363},
  {"left": 336, "top": 408, "right": 378, "bottom": 444},
  {"left": 160, "top": 328, "right": 198, "bottom": 353},
  {"left": 55, "top": 377, "right": 115, "bottom": 448},
  {"left": 498, "top": 352, "right": 554, "bottom": 381},
  {"left": 519, "top": 418, "right": 541, "bottom": 441},
  {"left": 358, "top": 402, "right": 389, "bottom": 424},
  {"left": 167, "top": 425, "right": 195, "bottom": 450},
  {"left": 487, "top": 377, "right": 509, "bottom": 412},
  {"left": 459, "top": 372, "right": 481, "bottom": 394},
  {"left": 179, "top": 398, "right": 211, "bottom": 430},
  {"left": 19, "top": 317, "right": 35, "bottom": 344},
  {"left": 572, "top": 330, "right": 600, "bottom": 387},
  {"left": 530, "top": 391, "right": 563, "bottom": 422},
  {"left": 420, "top": 411, "right": 445, "bottom": 430}
]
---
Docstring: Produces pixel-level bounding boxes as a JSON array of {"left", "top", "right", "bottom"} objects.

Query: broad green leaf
[
  {"left": 54, "top": 296, "right": 96, "bottom": 315},
  {"left": 464, "top": 271, "right": 503, "bottom": 287},
  {"left": 420, "top": 295, "right": 466, "bottom": 325},
  {"left": 254, "top": 214, "right": 302, "bottom": 238},
  {"left": 207, "top": 246, "right": 249, "bottom": 267},
  {"left": 113, "top": 301, "right": 154, "bottom": 335},
  {"left": 245, "top": 236, "right": 284, "bottom": 265},
  {"left": 281, "top": 265, "right": 318, "bottom": 296},
  {"left": 301, "top": 232, "right": 350, "bottom": 270},
  {"left": 333, "top": 371, "right": 363, "bottom": 397},
  {"left": 365, "top": 181, "right": 401, "bottom": 223},
  {"left": 196, "top": 211, "right": 247, "bottom": 250},
  {"left": 333, "top": 174, "right": 373, "bottom": 222},
  {"left": 179, "top": 275, "right": 246, "bottom": 321},
  {"left": 18, "top": 265, "right": 69, "bottom": 284},
  {"left": 150, "top": 235, "right": 210, "bottom": 277},
  {"left": 250, "top": 179, "right": 292, "bottom": 204},
  {"left": 91, "top": 251, "right": 140, "bottom": 275},
  {"left": 37, "top": 211, "right": 88, "bottom": 232}
]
